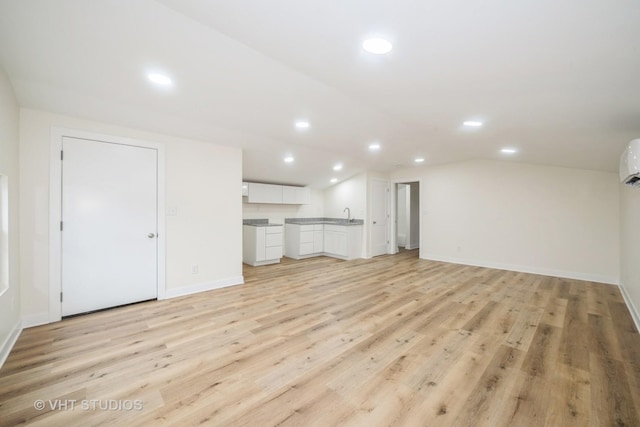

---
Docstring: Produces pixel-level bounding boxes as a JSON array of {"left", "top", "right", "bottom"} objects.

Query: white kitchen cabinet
[
  {"left": 285, "top": 224, "right": 324, "bottom": 259},
  {"left": 324, "top": 224, "right": 362, "bottom": 260},
  {"left": 285, "top": 222, "right": 362, "bottom": 260},
  {"left": 243, "top": 225, "right": 283, "bottom": 266},
  {"left": 247, "top": 183, "right": 283, "bottom": 204},
  {"left": 282, "top": 186, "right": 311, "bottom": 204},
  {"left": 245, "top": 182, "right": 309, "bottom": 204}
]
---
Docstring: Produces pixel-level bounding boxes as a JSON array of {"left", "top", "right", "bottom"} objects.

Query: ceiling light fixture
[
  {"left": 284, "top": 156, "right": 295, "bottom": 163},
  {"left": 294, "top": 121, "right": 310, "bottom": 130},
  {"left": 501, "top": 148, "right": 518, "bottom": 154},
  {"left": 463, "top": 120, "right": 483, "bottom": 127},
  {"left": 362, "top": 38, "right": 393, "bottom": 55},
  {"left": 414, "top": 157, "right": 425, "bottom": 163},
  {"left": 369, "top": 143, "right": 381, "bottom": 151},
  {"left": 333, "top": 164, "right": 343, "bottom": 171},
  {"left": 330, "top": 178, "right": 338, "bottom": 183},
  {"left": 147, "top": 72, "right": 173, "bottom": 86}
]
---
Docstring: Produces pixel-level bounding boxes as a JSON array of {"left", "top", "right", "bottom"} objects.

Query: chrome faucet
[{"left": 344, "top": 207, "right": 351, "bottom": 222}]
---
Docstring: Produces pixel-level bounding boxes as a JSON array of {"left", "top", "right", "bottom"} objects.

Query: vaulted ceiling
[{"left": 1, "top": 0, "right": 639, "bottom": 188}]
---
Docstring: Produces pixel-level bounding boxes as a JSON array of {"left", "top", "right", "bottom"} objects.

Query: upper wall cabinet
[
  {"left": 282, "top": 186, "right": 311, "bottom": 205},
  {"left": 246, "top": 182, "right": 310, "bottom": 205}
]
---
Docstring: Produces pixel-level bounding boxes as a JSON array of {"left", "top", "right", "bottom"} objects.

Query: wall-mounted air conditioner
[{"left": 620, "top": 139, "right": 640, "bottom": 187}]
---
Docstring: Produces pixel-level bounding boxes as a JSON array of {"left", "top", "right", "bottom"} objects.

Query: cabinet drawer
[
  {"left": 265, "top": 245, "right": 282, "bottom": 260},
  {"left": 265, "top": 226, "right": 283, "bottom": 234},
  {"left": 299, "top": 224, "right": 314, "bottom": 232},
  {"left": 265, "top": 233, "right": 282, "bottom": 247}
]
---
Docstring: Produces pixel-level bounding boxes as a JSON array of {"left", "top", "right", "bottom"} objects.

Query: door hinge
[
  {"left": 60, "top": 221, "right": 63, "bottom": 231},
  {"left": 60, "top": 292, "right": 63, "bottom": 302},
  {"left": 61, "top": 150, "right": 64, "bottom": 161}
]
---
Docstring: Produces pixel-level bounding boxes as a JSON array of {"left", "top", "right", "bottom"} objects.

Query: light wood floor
[{"left": 2, "top": 250, "right": 639, "bottom": 426}]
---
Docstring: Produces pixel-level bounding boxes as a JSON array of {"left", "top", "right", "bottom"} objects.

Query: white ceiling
[{"left": 1, "top": 0, "right": 639, "bottom": 188}]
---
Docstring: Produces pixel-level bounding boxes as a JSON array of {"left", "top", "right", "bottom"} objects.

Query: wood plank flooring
[{"left": 1, "top": 250, "right": 639, "bottom": 426}]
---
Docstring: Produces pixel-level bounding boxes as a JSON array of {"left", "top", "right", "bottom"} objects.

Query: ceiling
[{"left": 0, "top": 0, "right": 639, "bottom": 188}]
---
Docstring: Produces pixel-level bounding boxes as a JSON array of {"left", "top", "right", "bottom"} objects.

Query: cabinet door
[
  {"left": 313, "top": 231, "right": 323, "bottom": 253},
  {"left": 324, "top": 231, "right": 336, "bottom": 254},
  {"left": 247, "top": 183, "right": 283, "bottom": 203},
  {"left": 282, "top": 186, "right": 310, "bottom": 204},
  {"left": 335, "top": 232, "right": 348, "bottom": 256},
  {"left": 255, "top": 228, "right": 266, "bottom": 261},
  {"left": 324, "top": 230, "right": 347, "bottom": 256}
]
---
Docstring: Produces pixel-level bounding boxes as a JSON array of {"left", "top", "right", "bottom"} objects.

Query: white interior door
[
  {"left": 371, "top": 178, "right": 389, "bottom": 257},
  {"left": 61, "top": 137, "right": 158, "bottom": 316}
]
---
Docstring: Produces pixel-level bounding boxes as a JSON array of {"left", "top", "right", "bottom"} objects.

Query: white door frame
[
  {"left": 49, "top": 127, "right": 166, "bottom": 322},
  {"left": 390, "top": 178, "right": 423, "bottom": 257}
]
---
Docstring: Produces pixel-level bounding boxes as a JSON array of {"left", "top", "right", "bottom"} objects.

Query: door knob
[
  {"left": 148, "top": 233, "right": 156, "bottom": 238},
  {"left": 373, "top": 221, "right": 377, "bottom": 224}
]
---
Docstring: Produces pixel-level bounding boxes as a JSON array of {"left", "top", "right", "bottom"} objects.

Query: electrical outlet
[{"left": 191, "top": 264, "right": 199, "bottom": 274}]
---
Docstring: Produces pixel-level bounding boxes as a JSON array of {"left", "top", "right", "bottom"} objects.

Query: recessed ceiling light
[
  {"left": 369, "top": 143, "right": 381, "bottom": 151},
  {"left": 362, "top": 38, "right": 393, "bottom": 55},
  {"left": 463, "top": 120, "right": 483, "bottom": 127},
  {"left": 501, "top": 148, "right": 518, "bottom": 154},
  {"left": 333, "top": 164, "right": 343, "bottom": 171},
  {"left": 294, "top": 121, "right": 310, "bottom": 130},
  {"left": 414, "top": 157, "right": 425, "bottom": 163},
  {"left": 284, "top": 156, "right": 295, "bottom": 163},
  {"left": 147, "top": 72, "right": 172, "bottom": 86},
  {"left": 330, "top": 178, "right": 338, "bottom": 183}
]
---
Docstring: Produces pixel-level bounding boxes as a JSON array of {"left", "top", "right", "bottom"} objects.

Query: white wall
[
  {"left": 0, "top": 67, "right": 21, "bottom": 366},
  {"left": 324, "top": 172, "right": 368, "bottom": 257},
  {"left": 243, "top": 189, "right": 324, "bottom": 225},
  {"left": 391, "top": 159, "right": 619, "bottom": 283},
  {"left": 620, "top": 183, "right": 640, "bottom": 326},
  {"left": 19, "top": 109, "right": 243, "bottom": 324},
  {"left": 323, "top": 173, "right": 367, "bottom": 220}
]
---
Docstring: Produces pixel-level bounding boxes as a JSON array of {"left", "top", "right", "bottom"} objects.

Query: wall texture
[
  {"left": 19, "top": 109, "right": 243, "bottom": 324},
  {"left": 392, "top": 159, "right": 620, "bottom": 283},
  {"left": 0, "top": 67, "right": 21, "bottom": 366}
]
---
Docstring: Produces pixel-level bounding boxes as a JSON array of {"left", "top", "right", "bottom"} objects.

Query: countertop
[
  {"left": 243, "top": 219, "right": 283, "bottom": 227},
  {"left": 285, "top": 217, "right": 364, "bottom": 226}
]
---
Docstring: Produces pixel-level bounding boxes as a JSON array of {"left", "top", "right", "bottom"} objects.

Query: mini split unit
[{"left": 620, "top": 139, "right": 640, "bottom": 187}]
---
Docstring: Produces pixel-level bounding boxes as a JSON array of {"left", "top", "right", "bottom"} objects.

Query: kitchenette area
[
  {"left": 242, "top": 217, "right": 363, "bottom": 266},
  {"left": 241, "top": 181, "right": 365, "bottom": 266}
]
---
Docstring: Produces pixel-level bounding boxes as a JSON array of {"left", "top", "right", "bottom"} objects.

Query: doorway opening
[{"left": 394, "top": 181, "right": 420, "bottom": 254}]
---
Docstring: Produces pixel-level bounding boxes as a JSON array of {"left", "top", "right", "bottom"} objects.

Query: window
[{"left": 0, "top": 174, "right": 8, "bottom": 296}]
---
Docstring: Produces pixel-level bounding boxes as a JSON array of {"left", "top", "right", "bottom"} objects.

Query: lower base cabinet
[
  {"left": 285, "top": 223, "right": 362, "bottom": 260},
  {"left": 243, "top": 225, "right": 283, "bottom": 266}
]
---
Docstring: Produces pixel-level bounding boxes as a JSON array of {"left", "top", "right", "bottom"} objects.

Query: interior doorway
[{"left": 394, "top": 181, "right": 420, "bottom": 253}]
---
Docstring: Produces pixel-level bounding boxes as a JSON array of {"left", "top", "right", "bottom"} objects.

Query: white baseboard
[
  {"left": 405, "top": 244, "right": 419, "bottom": 250},
  {"left": 422, "top": 253, "right": 619, "bottom": 285},
  {"left": 162, "top": 276, "right": 244, "bottom": 299},
  {"left": 0, "top": 319, "right": 22, "bottom": 369},
  {"left": 619, "top": 283, "right": 640, "bottom": 333},
  {"left": 22, "top": 312, "right": 52, "bottom": 328}
]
